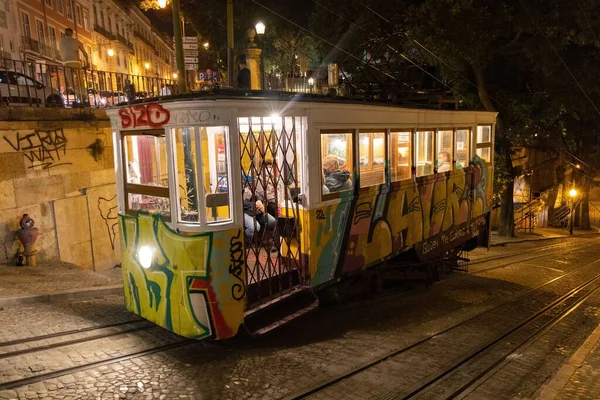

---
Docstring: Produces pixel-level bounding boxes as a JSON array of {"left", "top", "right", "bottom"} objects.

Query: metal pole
[
  {"left": 227, "top": 0, "right": 234, "bottom": 88},
  {"left": 570, "top": 198, "right": 574, "bottom": 235},
  {"left": 172, "top": 0, "right": 186, "bottom": 93}
]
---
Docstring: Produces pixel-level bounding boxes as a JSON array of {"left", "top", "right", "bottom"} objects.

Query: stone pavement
[
  {"left": 0, "top": 261, "right": 122, "bottom": 307},
  {"left": 537, "top": 322, "right": 600, "bottom": 399},
  {"left": 490, "top": 226, "right": 600, "bottom": 247}
]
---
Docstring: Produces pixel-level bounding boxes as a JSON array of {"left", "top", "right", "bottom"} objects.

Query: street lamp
[
  {"left": 158, "top": 0, "right": 186, "bottom": 93},
  {"left": 107, "top": 48, "right": 115, "bottom": 57},
  {"left": 144, "top": 62, "right": 150, "bottom": 70},
  {"left": 256, "top": 22, "right": 265, "bottom": 90},
  {"left": 569, "top": 188, "right": 577, "bottom": 235},
  {"left": 203, "top": 42, "right": 209, "bottom": 49}
]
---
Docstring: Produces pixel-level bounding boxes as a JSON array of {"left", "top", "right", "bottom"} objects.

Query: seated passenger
[
  {"left": 243, "top": 183, "right": 276, "bottom": 249},
  {"left": 322, "top": 155, "right": 352, "bottom": 193},
  {"left": 437, "top": 151, "right": 452, "bottom": 172}
]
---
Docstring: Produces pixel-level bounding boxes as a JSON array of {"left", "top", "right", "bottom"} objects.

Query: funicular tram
[{"left": 107, "top": 92, "right": 496, "bottom": 340}]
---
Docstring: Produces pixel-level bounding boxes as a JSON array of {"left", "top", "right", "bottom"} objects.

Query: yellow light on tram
[
  {"left": 107, "top": 48, "right": 115, "bottom": 57},
  {"left": 569, "top": 188, "right": 577, "bottom": 198},
  {"left": 138, "top": 246, "right": 154, "bottom": 269}
]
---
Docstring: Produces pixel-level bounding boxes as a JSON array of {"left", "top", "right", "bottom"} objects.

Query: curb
[
  {"left": 490, "top": 231, "right": 600, "bottom": 247},
  {"left": 0, "top": 284, "right": 123, "bottom": 307},
  {"left": 536, "top": 322, "right": 600, "bottom": 399}
]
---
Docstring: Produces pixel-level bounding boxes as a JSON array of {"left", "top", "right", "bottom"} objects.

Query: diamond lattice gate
[{"left": 239, "top": 116, "right": 308, "bottom": 307}]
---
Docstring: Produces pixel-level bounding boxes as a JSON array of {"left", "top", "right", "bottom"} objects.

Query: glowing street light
[
  {"left": 255, "top": 21, "right": 265, "bottom": 35},
  {"left": 157, "top": 0, "right": 167, "bottom": 8},
  {"left": 172, "top": 72, "right": 178, "bottom": 79},
  {"left": 144, "top": 62, "right": 150, "bottom": 70},
  {"left": 107, "top": 48, "right": 115, "bottom": 57},
  {"left": 569, "top": 188, "right": 577, "bottom": 235},
  {"left": 203, "top": 42, "right": 209, "bottom": 49}
]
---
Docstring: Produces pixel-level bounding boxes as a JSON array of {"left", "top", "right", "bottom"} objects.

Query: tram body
[{"left": 107, "top": 94, "right": 496, "bottom": 340}]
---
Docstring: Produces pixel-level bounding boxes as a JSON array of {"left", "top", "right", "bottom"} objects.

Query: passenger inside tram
[
  {"left": 322, "top": 155, "right": 353, "bottom": 193},
  {"left": 242, "top": 177, "right": 277, "bottom": 250},
  {"left": 437, "top": 151, "right": 452, "bottom": 172}
]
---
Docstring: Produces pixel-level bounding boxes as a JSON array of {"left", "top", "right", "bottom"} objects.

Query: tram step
[{"left": 244, "top": 287, "right": 319, "bottom": 336}]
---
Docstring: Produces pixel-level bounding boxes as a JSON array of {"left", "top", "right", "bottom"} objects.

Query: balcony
[
  {"left": 117, "top": 34, "right": 134, "bottom": 53},
  {"left": 94, "top": 24, "right": 115, "bottom": 40},
  {"left": 21, "top": 36, "right": 61, "bottom": 60},
  {"left": 133, "top": 31, "right": 155, "bottom": 50}
]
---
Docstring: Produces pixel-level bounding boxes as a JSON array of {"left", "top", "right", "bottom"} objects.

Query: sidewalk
[
  {"left": 490, "top": 227, "right": 600, "bottom": 247},
  {"left": 537, "top": 323, "right": 600, "bottom": 399},
  {"left": 0, "top": 260, "right": 123, "bottom": 307}
]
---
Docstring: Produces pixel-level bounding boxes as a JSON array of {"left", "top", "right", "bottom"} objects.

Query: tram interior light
[{"left": 138, "top": 246, "right": 154, "bottom": 269}]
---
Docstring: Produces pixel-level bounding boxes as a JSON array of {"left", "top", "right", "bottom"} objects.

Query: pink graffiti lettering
[{"left": 119, "top": 104, "right": 170, "bottom": 129}]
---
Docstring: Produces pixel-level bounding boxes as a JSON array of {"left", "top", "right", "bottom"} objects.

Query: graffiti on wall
[
  {"left": 118, "top": 104, "right": 170, "bottom": 129},
  {"left": 98, "top": 195, "right": 118, "bottom": 250},
  {"left": 3, "top": 129, "right": 72, "bottom": 169},
  {"left": 311, "top": 155, "right": 490, "bottom": 286},
  {"left": 120, "top": 212, "right": 245, "bottom": 340}
]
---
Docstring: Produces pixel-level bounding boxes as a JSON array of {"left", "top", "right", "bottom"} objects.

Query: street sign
[
  {"left": 183, "top": 43, "right": 199, "bottom": 51},
  {"left": 183, "top": 50, "right": 197, "bottom": 57},
  {"left": 184, "top": 57, "right": 198, "bottom": 64},
  {"left": 185, "top": 64, "right": 198, "bottom": 70},
  {"left": 182, "top": 36, "right": 198, "bottom": 43}
]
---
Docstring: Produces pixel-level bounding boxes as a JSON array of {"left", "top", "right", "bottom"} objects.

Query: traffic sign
[
  {"left": 184, "top": 57, "right": 198, "bottom": 64},
  {"left": 182, "top": 36, "right": 198, "bottom": 43},
  {"left": 185, "top": 64, "right": 198, "bottom": 70},
  {"left": 183, "top": 43, "right": 199, "bottom": 51}
]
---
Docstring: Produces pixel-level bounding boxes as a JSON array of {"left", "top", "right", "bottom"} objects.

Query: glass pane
[
  {"left": 477, "top": 125, "right": 491, "bottom": 143},
  {"left": 477, "top": 147, "right": 491, "bottom": 162},
  {"left": 321, "top": 132, "right": 353, "bottom": 195},
  {"left": 390, "top": 131, "right": 411, "bottom": 181},
  {"left": 455, "top": 129, "right": 470, "bottom": 168},
  {"left": 201, "top": 126, "right": 231, "bottom": 223},
  {"left": 174, "top": 128, "right": 199, "bottom": 223},
  {"left": 128, "top": 193, "right": 170, "bottom": 217},
  {"left": 415, "top": 131, "right": 434, "bottom": 177},
  {"left": 359, "top": 132, "right": 370, "bottom": 169},
  {"left": 436, "top": 130, "right": 453, "bottom": 172},
  {"left": 359, "top": 131, "right": 385, "bottom": 187},
  {"left": 124, "top": 134, "right": 168, "bottom": 186}
]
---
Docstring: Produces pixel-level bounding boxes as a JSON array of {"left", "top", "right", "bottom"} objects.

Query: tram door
[{"left": 238, "top": 116, "right": 307, "bottom": 306}]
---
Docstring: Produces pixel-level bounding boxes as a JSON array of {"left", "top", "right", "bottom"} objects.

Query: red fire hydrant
[{"left": 17, "top": 214, "right": 38, "bottom": 267}]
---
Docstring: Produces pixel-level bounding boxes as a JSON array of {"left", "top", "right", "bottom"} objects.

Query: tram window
[
  {"left": 200, "top": 126, "right": 231, "bottom": 223},
  {"left": 436, "top": 130, "right": 453, "bottom": 172},
  {"left": 321, "top": 132, "right": 353, "bottom": 196},
  {"left": 455, "top": 129, "right": 470, "bottom": 168},
  {"left": 359, "top": 131, "right": 385, "bottom": 188},
  {"left": 476, "top": 125, "right": 492, "bottom": 162},
  {"left": 390, "top": 131, "right": 411, "bottom": 181},
  {"left": 174, "top": 128, "right": 199, "bottom": 223},
  {"left": 122, "top": 133, "right": 170, "bottom": 218},
  {"left": 415, "top": 131, "right": 434, "bottom": 177}
]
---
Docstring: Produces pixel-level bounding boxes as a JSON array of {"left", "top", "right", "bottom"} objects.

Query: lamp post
[
  {"left": 569, "top": 188, "right": 577, "bottom": 235},
  {"left": 158, "top": 0, "right": 186, "bottom": 93},
  {"left": 255, "top": 21, "right": 265, "bottom": 90}
]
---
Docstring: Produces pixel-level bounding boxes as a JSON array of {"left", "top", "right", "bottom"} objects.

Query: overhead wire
[{"left": 251, "top": 0, "right": 477, "bottom": 106}]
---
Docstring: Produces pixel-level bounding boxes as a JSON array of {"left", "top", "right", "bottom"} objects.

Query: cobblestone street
[{"left": 1, "top": 235, "right": 600, "bottom": 399}]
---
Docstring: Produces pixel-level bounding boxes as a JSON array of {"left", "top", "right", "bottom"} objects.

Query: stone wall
[{"left": 0, "top": 108, "right": 119, "bottom": 271}]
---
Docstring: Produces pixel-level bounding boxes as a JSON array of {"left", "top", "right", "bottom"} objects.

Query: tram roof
[{"left": 116, "top": 89, "right": 498, "bottom": 115}]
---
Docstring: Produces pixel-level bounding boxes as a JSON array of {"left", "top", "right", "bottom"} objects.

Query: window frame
[
  {"left": 476, "top": 125, "right": 493, "bottom": 163},
  {"left": 56, "top": 0, "right": 63, "bottom": 14},
  {"left": 170, "top": 125, "right": 234, "bottom": 230},
  {"left": 66, "top": 0, "right": 73, "bottom": 20},
  {"left": 121, "top": 129, "right": 171, "bottom": 221},
  {"left": 320, "top": 128, "right": 356, "bottom": 202},
  {"left": 21, "top": 12, "right": 30, "bottom": 39},
  {"left": 389, "top": 128, "right": 413, "bottom": 183},
  {"left": 454, "top": 127, "right": 471, "bottom": 169},
  {"left": 35, "top": 18, "right": 44, "bottom": 43},
  {"left": 435, "top": 128, "right": 454, "bottom": 173},
  {"left": 358, "top": 129, "right": 386, "bottom": 189},
  {"left": 414, "top": 129, "right": 435, "bottom": 178}
]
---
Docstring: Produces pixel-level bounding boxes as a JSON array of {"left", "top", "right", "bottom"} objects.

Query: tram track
[{"left": 286, "top": 252, "right": 600, "bottom": 399}]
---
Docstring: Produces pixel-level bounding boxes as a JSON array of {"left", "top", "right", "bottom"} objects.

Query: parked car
[{"left": 0, "top": 70, "right": 64, "bottom": 106}]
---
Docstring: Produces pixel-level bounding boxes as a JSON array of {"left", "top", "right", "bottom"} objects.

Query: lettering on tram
[
  {"left": 107, "top": 94, "right": 496, "bottom": 342},
  {"left": 118, "top": 103, "right": 170, "bottom": 129}
]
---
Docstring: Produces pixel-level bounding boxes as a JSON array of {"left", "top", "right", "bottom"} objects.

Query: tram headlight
[{"left": 138, "top": 245, "right": 154, "bottom": 269}]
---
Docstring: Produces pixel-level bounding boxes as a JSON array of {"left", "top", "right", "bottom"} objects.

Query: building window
[
  {"left": 390, "top": 131, "right": 411, "bottom": 182},
  {"left": 21, "top": 13, "right": 30, "bottom": 39},
  {"left": 99, "top": 11, "right": 104, "bottom": 27},
  {"left": 75, "top": 4, "right": 81, "bottom": 26},
  {"left": 436, "top": 130, "right": 453, "bottom": 173},
  {"left": 92, "top": 5, "right": 96, "bottom": 25},
  {"left": 321, "top": 131, "right": 354, "bottom": 197},
  {"left": 455, "top": 129, "right": 470, "bottom": 168},
  {"left": 359, "top": 131, "right": 385, "bottom": 188},
  {"left": 48, "top": 26, "right": 56, "bottom": 48},
  {"left": 9, "top": 40, "right": 14, "bottom": 51},
  {"left": 476, "top": 125, "right": 492, "bottom": 162},
  {"left": 36, "top": 20, "right": 44, "bottom": 43},
  {"left": 116, "top": 51, "right": 120, "bottom": 66},
  {"left": 45, "top": 0, "right": 52, "bottom": 7},
  {"left": 415, "top": 130, "right": 434, "bottom": 177},
  {"left": 56, "top": 0, "right": 63, "bottom": 14},
  {"left": 66, "top": 0, "right": 73, "bottom": 19},
  {"left": 107, "top": 16, "right": 112, "bottom": 32},
  {"left": 83, "top": 9, "right": 89, "bottom": 30}
]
